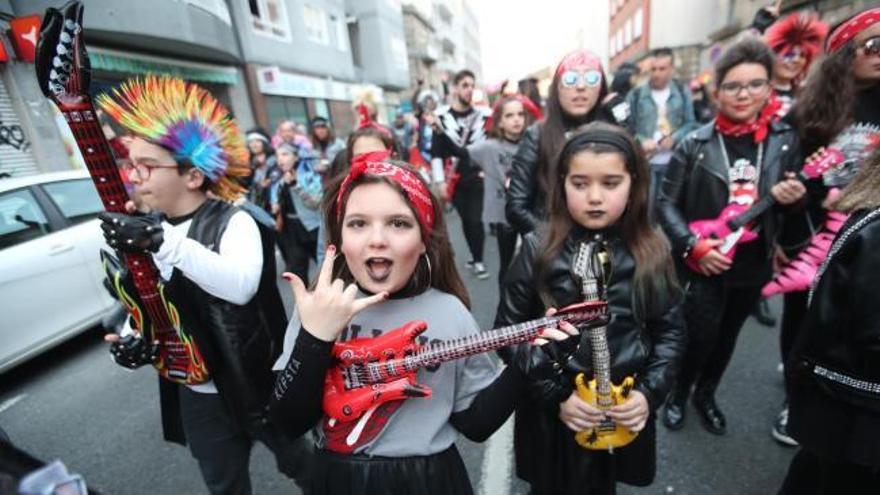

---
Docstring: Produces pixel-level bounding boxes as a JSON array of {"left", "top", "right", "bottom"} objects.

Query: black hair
[
  {"left": 652, "top": 47, "right": 674, "bottom": 60},
  {"left": 714, "top": 38, "right": 774, "bottom": 84},
  {"left": 611, "top": 62, "right": 638, "bottom": 94},
  {"left": 453, "top": 69, "right": 476, "bottom": 85}
]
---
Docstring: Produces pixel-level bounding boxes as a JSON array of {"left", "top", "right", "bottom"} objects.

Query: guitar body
[
  {"left": 686, "top": 202, "right": 757, "bottom": 272},
  {"left": 574, "top": 373, "right": 638, "bottom": 451}
]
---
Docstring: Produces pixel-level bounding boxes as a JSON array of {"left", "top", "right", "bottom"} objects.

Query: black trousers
[
  {"left": 780, "top": 290, "right": 808, "bottom": 365},
  {"left": 675, "top": 276, "right": 763, "bottom": 396},
  {"left": 452, "top": 178, "right": 485, "bottom": 264},
  {"left": 493, "top": 222, "right": 518, "bottom": 287},
  {"left": 780, "top": 448, "right": 880, "bottom": 494},
  {"left": 179, "top": 386, "right": 253, "bottom": 495},
  {"left": 178, "top": 387, "right": 313, "bottom": 494},
  {"left": 279, "top": 215, "right": 318, "bottom": 285}
]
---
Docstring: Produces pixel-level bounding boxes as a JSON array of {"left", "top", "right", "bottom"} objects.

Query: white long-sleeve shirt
[{"left": 122, "top": 209, "right": 263, "bottom": 393}]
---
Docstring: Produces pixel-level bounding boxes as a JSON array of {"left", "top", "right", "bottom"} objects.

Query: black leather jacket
[
  {"left": 656, "top": 120, "right": 802, "bottom": 259},
  {"left": 786, "top": 208, "right": 880, "bottom": 467},
  {"left": 159, "top": 200, "right": 287, "bottom": 445},
  {"left": 494, "top": 228, "right": 686, "bottom": 411}
]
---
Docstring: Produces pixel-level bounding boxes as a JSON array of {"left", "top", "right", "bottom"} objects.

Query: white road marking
[
  {"left": 0, "top": 394, "right": 27, "bottom": 415},
  {"left": 478, "top": 416, "right": 514, "bottom": 495}
]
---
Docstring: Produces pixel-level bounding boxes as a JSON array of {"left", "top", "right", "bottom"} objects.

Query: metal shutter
[{"left": 0, "top": 78, "right": 37, "bottom": 178}]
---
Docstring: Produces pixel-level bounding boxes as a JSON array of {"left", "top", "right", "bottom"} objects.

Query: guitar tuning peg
[
  {"left": 64, "top": 19, "right": 76, "bottom": 29},
  {"left": 56, "top": 44, "right": 68, "bottom": 56},
  {"left": 53, "top": 56, "right": 62, "bottom": 67},
  {"left": 60, "top": 32, "right": 72, "bottom": 43},
  {"left": 49, "top": 69, "right": 58, "bottom": 80}
]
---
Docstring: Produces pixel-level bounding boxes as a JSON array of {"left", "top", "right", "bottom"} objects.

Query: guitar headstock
[
  {"left": 801, "top": 146, "right": 845, "bottom": 179},
  {"left": 35, "top": 1, "right": 90, "bottom": 107}
]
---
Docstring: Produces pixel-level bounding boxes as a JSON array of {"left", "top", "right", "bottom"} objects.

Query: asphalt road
[{"left": 0, "top": 212, "right": 796, "bottom": 494}]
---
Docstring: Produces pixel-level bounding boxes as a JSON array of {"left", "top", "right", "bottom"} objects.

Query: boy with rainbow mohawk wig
[{"left": 97, "top": 75, "right": 311, "bottom": 494}]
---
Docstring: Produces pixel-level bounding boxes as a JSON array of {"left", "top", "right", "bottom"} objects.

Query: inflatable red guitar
[
  {"left": 322, "top": 300, "right": 608, "bottom": 453},
  {"left": 686, "top": 147, "right": 844, "bottom": 272},
  {"left": 35, "top": 1, "right": 208, "bottom": 383}
]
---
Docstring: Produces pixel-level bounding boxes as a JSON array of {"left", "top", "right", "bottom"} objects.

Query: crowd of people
[{"left": 6, "top": 3, "right": 880, "bottom": 495}]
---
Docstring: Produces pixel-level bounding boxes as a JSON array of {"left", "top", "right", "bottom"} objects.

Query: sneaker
[
  {"left": 473, "top": 262, "right": 490, "bottom": 280},
  {"left": 772, "top": 407, "right": 798, "bottom": 447}
]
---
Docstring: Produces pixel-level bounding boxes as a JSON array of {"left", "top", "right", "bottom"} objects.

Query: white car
[{"left": 0, "top": 170, "right": 118, "bottom": 373}]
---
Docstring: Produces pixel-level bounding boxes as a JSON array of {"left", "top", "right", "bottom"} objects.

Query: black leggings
[
  {"left": 493, "top": 223, "right": 518, "bottom": 287},
  {"left": 452, "top": 179, "right": 485, "bottom": 263},
  {"left": 675, "top": 276, "right": 763, "bottom": 396},
  {"left": 780, "top": 291, "right": 808, "bottom": 365}
]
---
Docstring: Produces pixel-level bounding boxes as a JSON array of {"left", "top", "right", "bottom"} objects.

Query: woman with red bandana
[
  {"left": 507, "top": 49, "right": 625, "bottom": 234},
  {"left": 766, "top": 6, "right": 880, "bottom": 447},
  {"left": 656, "top": 39, "right": 806, "bottom": 435}
]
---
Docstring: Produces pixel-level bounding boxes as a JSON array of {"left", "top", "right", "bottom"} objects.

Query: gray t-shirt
[
  {"left": 273, "top": 288, "right": 499, "bottom": 456},
  {"left": 469, "top": 138, "right": 520, "bottom": 225}
]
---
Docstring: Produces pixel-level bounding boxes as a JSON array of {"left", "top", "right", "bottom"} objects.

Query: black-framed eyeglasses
[
  {"left": 718, "top": 79, "right": 769, "bottom": 96},
  {"left": 858, "top": 36, "right": 880, "bottom": 57}
]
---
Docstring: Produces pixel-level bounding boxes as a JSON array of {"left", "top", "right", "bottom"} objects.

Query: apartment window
[
  {"left": 348, "top": 21, "right": 362, "bottom": 68},
  {"left": 634, "top": 8, "right": 644, "bottom": 39},
  {"left": 624, "top": 19, "right": 632, "bottom": 46},
  {"left": 330, "top": 14, "right": 348, "bottom": 51},
  {"left": 250, "top": 0, "right": 291, "bottom": 41},
  {"left": 304, "top": 4, "right": 330, "bottom": 45},
  {"left": 266, "top": 95, "right": 308, "bottom": 133}
]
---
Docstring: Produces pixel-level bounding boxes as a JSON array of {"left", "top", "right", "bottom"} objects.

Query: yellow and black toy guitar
[{"left": 570, "top": 238, "right": 638, "bottom": 452}]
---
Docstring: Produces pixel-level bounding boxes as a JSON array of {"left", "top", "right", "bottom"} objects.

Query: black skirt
[
  {"left": 514, "top": 401, "right": 657, "bottom": 494},
  {"left": 310, "top": 445, "right": 473, "bottom": 495}
]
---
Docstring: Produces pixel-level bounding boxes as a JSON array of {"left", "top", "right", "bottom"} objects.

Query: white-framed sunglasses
[{"left": 560, "top": 70, "right": 602, "bottom": 88}]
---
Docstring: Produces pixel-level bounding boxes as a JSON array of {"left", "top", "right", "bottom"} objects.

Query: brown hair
[
  {"left": 321, "top": 160, "right": 471, "bottom": 308},
  {"left": 832, "top": 147, "right": 880, "bottom": 212},
  {"left": 489, "top": 96, "right": 536, "bottom": 140},
  {"left": 537, "top": 69, "right": 610, "bottom": 206},
  {"left": 795, "top": 42, "right": 858, "bottom": 147},
  {"left": 327, "top": 127, "right": 399, "bottom": 180},
  {"left": 535, "top": 122, "right": 679, "bottom": 319}
]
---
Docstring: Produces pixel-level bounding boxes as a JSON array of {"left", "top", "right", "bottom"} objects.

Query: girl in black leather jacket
[
  {"left": 655, "top": 39, "right": 806, "bottom": 436},
  {"left": 495, "top": 123, "right": 686, "bottom": 494}
]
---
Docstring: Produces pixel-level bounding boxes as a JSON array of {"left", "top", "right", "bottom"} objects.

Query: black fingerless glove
[
  {"left": 99, "top": 212, "right": 164, "bottom": 253},
  {"left": 109, "top": 333, "right": 159, "bottom": 369},
  {"left": 751, "top": 7, "right": 777, "bottom": 34}
]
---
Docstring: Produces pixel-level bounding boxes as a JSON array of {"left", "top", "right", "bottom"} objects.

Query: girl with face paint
[{"left": 507, "top": 49, "right": 622, "bottom": 235}]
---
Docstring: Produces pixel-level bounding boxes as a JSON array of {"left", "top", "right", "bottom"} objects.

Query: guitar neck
[
  {"left": 56, "top": 98, "right": 173, "bottom": 331},
  {"left": 375, "top": 314, "right": 562, "bottom": 376},
  {"left": 588, "top": 325, "right": 614, "bottom": 408}
]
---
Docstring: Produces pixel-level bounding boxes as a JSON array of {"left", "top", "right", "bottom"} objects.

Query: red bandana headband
[
  {"left": 555, "top": 49, "right": 603, "bottom": 77},
  {"left": 335, "top": 150, "right": 435, "bottom": 237},
  {"left": 356, "top": 103, "right": 393, "bottom": 138},
  {"left": 827, "top": 8, "right": 880, "bottom": 53}
]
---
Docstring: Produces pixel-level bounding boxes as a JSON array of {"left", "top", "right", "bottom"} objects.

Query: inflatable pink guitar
[{"left": 686, "top": 147, "right": 844, "bottom": 272}]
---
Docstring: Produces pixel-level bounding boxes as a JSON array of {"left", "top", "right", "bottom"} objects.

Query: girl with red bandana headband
[
  {"left": 766, "top": 6, "right": 880, "bottom": 447},
  {"left": 507, "top": 49, "right": 623, "bottom": 235},
  {"left": 268, "top": 156, "right": 579, "bottom": 495},
  {"left": 656, "top": 39, "right": 806, "bottom": 437}
]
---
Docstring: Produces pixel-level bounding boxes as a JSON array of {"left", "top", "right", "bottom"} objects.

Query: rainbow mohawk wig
[{"left": 97, "top": 75, "right": 249, "bottom": 200}]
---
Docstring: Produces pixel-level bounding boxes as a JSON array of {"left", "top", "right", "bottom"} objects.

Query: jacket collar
[{"left": 690, "top": 118, "right": 793, "bottom": 142}]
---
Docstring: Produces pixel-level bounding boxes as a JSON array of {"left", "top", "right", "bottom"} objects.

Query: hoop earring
[{"left": 423, "top": 252, "right": 433, "bottom": 289}]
